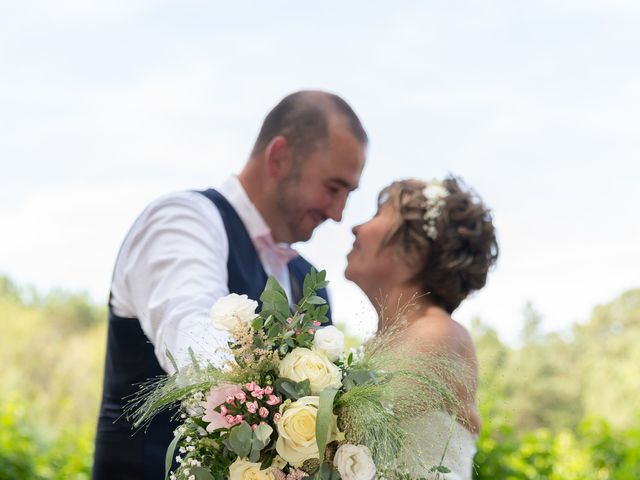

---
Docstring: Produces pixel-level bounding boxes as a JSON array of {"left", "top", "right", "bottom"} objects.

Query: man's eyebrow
[{"left": 328, "top": 178, "right": 358, "bottom": 191}]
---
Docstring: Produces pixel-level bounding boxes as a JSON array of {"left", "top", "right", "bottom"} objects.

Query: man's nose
[{"left": 327, "top": 195, "right": 347, "bottom": 223}]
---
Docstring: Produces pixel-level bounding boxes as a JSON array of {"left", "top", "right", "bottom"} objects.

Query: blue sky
[{"left": 1, "top": 1, "right": 639, "bottom": 343}]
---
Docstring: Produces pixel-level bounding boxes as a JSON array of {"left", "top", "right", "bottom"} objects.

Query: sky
[{"left": 1, "top": 1, "right": 639, "bottom": 344}]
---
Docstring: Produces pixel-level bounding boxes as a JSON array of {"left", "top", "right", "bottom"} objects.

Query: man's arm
[{"left": 111, "top": 191, "right": 232, "bottom": 373}]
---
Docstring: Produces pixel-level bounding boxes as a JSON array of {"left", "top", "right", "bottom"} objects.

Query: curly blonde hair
[{"left": 379, "top": 176, "right": 498, "bottom": 313}]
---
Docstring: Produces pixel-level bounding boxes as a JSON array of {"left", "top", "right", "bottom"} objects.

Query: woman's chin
[{"left": 344, "top": 261, "right": 355, "bottom": 282}]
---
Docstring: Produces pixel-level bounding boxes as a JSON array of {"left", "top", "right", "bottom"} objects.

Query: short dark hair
[
  {"left": 250, "top": 91, "right": 368, "bottom": 161},
  {"left": 380, "top": 177, "right": 499, "bottom": 313}
]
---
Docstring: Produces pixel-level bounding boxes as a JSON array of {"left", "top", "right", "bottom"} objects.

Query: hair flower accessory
[{"left": 422, "top": 180, "right": 449, "bottom": 240}]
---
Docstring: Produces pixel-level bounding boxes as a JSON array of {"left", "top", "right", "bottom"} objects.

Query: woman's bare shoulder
[{"left": 405, "top": 312, "right": 476, "bottom": 360}]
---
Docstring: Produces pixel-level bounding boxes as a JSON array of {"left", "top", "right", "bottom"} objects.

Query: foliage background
[{"left": 1, "top": 275, "right": 638, "bottom": 479}]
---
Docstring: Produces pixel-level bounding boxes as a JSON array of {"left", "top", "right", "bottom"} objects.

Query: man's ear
[{"left": 264, "top": 136, "right": 293, "bottom": 178}]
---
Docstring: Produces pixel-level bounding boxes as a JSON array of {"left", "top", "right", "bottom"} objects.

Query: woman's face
[{"left": 345, "top": 202, "right": 409, "bottom": 293}]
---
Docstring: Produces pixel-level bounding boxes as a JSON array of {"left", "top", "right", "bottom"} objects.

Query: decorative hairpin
[{"left": 422, "top": 180, "right": 449, "bottom": 240}]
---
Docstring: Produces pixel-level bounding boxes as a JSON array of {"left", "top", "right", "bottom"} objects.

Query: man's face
[{"left": 275, "top": 123, "right": 366, "bottom": 243}]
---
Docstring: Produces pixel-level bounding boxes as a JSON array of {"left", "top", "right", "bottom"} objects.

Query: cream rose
[
  {"left": 211, "top": 293, "right": 258, "bottom": 331},
  {"left": 312, "top": 326, "right": 345, "bottom": 362},
  {"left": 275, "top": 396, "right": 343, "bottom": 467},
  {"left": 333, "top": 444, "right": 376, "bottom": 480},
  {"left": 278, "top": 348, "right": 342, "bottom": 395},
  {"left": 228, "top": 458, "right": 275, "bottom": 480}
]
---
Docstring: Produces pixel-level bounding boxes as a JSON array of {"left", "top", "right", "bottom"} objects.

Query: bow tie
[{"left": 253, "top": 232, "right": 299, "bottom": 267}]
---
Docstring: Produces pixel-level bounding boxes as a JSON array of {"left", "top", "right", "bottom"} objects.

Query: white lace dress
[{"left": 400, "top": 411, "right": 477, "bottom": 480}]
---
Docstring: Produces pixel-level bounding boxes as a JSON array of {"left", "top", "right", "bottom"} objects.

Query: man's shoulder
[{"left": 140, "top": 190, "right": 221, "bottom": 218}]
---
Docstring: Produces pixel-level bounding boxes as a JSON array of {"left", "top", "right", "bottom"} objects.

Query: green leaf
[
  {"left": 267, "top": 323, "right": 280, "bottom": 339},
  {"left": 307, "top": 295, "right": 327, "bottom": 305},
  {"left": 253, "top": 423, "right": 273, "bottom": 446},
  {"left": 252, "top": 316, "right": 264, "bottom": 331},
  {"left": 303, "top": 273, "right": 313, "bottom": 296},
  {"left": 248, "top": 423, "right": 274, "bottom": 461},
  {"left": 164, "top": 432, "right": 182, "bottom": 480},
  {"left": 315, "top": 388, "right": 339, "bottom": 480},
  {"left": 190, "top": 466, "right": 215, "bottom": 480},
  {"left": 261, "top": 288, "right": 290, "bottom": 321},
  {"left": 260, "top": 452, "right": 276, "bottom": 470},
  {"left": 342, "top": 370, "right": 377, "bottom": 391},
  {"left": 165, "top": 349, "right": 179, "bottom": 374},
  {"left": 429, "top": 465, "right": 451, "bottom": 473},
  {"left": 319, "top": 464, "right": 342, "bottom": 480},
  {"left": 275, "top": 378, "right": 311, "bottom": 400},
  {"left": 227, "top": 422, "right": 253, "bottom": 458}
]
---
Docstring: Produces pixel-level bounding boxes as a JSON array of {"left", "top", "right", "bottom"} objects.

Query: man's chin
[
  {"left": 289, "top": 222, "right": 320, "bottom": 243},
  {"left": 292, "top": 229, "right": 314, "bottom": 243}
]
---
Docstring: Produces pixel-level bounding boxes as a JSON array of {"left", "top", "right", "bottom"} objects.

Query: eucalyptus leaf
[
  {"left": 253, "top": 423, "right": 273, "bottom": 446},
  {"left": 342, "top": 370, "right": 377, "bottom": 391},
  {"left": 227, "top": 422, "right": 253, "bottom": 458},
  {"left": 275, "top": 378, "right": 311, "bottom": 400},
  {"left": 190, "top": 466, "right": 215, "bottom": 480}
]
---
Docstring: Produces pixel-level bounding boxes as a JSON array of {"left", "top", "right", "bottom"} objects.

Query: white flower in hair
[
  {"left": 421, "top": 179, "right": 448, "bottom": 240},
  {"left": 423, "top": 181, "right": 448, "bottom": 201}
]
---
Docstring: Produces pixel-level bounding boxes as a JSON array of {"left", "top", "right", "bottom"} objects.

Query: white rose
[
  {"left": 229, "top": 458, "right": 275, "bottom": 480},
  {"left": 276, "top": 396, "right": 343, "bottom": 467},
  {"left": 312, "top": 326, "right": 345, "bottom": 362},
  {"left": 333, "top": 444, "right": 377, "bottom": 480},
  {"left": 211, "top": 293, "right": 258, "bottom": 332},
  {"left": 278, "top": 348, "right": 342, "bottom": 395}
]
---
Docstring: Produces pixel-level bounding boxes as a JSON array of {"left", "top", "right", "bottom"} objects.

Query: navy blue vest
[{"left": 93, "top": 189, "right": 331, "bottom": 479}]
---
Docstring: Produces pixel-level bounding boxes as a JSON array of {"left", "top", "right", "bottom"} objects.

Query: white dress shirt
[{"left": 110, "top": 177, "right": 293, "bottom": 373}]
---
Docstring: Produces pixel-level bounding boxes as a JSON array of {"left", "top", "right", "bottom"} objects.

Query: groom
[{"left": 92, "top": 90, "right": 368, "bottom": 479}]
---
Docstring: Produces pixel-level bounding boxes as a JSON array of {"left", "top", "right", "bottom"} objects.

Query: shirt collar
[{"left": 218, "top": 176, "right": 273, "bottom": 241}]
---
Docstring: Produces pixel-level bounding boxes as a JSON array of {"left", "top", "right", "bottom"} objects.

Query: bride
[{"left": 344, "top": 176, "right": 498, "bottom": 479}]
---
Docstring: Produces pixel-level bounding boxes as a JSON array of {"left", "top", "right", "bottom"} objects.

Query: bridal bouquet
[{"left": 129, "top": 270, "right": 464, "bottom": 480}]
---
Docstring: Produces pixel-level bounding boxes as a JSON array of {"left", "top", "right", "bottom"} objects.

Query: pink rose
[{"left": 259, "top": 407, "right": 269, "bottom": 418}]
